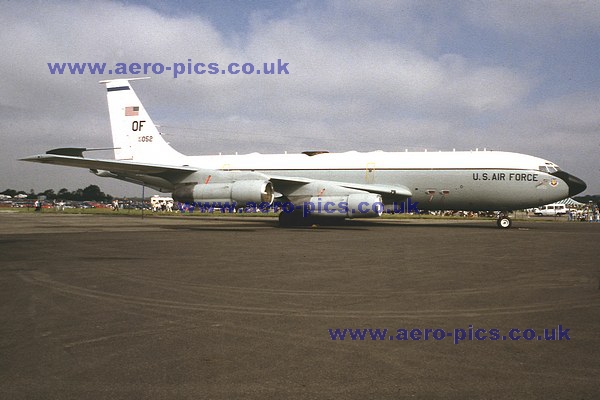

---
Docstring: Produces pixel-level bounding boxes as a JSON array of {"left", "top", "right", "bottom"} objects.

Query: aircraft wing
[
  {"left": 268, "top": 174, "right": 413, "bottom": 203},
  {"left": 22, "top": 153, "right": 413, "bottom": 202}
]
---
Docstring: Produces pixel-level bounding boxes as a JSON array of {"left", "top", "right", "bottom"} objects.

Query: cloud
[
  {"left": 463, "top": 0, "right": 600, "bottom": 38},
  {"left": 0, "top": 0, "right": 597, "bottom": 195}
]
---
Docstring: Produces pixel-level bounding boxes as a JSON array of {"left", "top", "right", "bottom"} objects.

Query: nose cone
[{"left": 552, "top": 171, "right": 587, "bottom": 197}]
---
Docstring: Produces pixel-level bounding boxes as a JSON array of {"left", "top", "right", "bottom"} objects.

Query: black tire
[
  {"left": 278, "top": 211, "right": 293, "bottom": 227},
  {"left": 278, "top": 209, "right": 307, "bottom": 227}
]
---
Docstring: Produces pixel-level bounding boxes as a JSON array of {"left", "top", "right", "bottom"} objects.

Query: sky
[{"left": 1, "top": 0, "right": 599, "bottom": 197}]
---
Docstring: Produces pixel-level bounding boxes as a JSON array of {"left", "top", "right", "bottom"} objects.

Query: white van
[
  {"left": 150, "top": 195, "right": 174, "bottom": 212},
  {"left": 533, "top": 203, "right": 568, "bottom": 216}
]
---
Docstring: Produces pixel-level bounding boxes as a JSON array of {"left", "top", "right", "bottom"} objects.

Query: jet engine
[
  {"left": 304, "top": 193, "right": 383, "bottom": 218},
  {"left": 172, "top": 180, "right": 274, "bottom": 206}
]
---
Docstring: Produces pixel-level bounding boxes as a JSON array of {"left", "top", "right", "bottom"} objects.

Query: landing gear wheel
[
  {"left": 497, "top": 216, "right": 512, "bottom": 229},
  {"left": 278, "top": 211, "right": 294, "bottom": 227},
  {"left": 278, "top": 209, "right": 307, "bottom": 227}
]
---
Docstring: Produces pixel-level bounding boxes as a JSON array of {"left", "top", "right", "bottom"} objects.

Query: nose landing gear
[{"left": 496, "top": 212, "right": 512, "bottom": 229}]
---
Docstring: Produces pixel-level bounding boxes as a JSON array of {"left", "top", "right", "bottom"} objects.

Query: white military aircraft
[{"left": 22, "top": 78, "right": 586, "bottom": 228}]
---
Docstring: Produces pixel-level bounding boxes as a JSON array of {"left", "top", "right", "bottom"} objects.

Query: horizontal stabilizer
[
  {"left": 21, "top": 154, "right": 196, "bottom": 179},
  {"left": 46, "top": 147, "right": 117, "bottom": 157}
]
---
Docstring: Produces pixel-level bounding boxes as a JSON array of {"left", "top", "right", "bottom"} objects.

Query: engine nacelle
[
  {"left": 90, "top": 169, "right": 118, "bottom": 178},
  {"left": 172, "top": 180, "right": 274, "bottom": 206},
  {"left": 304, "top": 193, "right": 383, "bottom": 218}
]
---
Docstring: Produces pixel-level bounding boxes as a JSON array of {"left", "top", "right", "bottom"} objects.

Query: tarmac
[{"left": 1, "top": 211, "right": 599, "bottom": 399}]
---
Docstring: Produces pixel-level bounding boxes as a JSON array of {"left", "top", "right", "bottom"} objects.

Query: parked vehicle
[{"left": 532, "top": 203, "right": 568, "bottom": 216}]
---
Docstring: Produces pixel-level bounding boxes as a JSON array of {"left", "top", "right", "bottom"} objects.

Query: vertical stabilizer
[{"left": 99, "top": 78, "right": 183, "bottom": 163}]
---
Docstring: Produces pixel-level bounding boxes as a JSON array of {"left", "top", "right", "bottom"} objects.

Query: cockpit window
[{"left": 539, "top": 163, "right": 560, "bottom": 173}]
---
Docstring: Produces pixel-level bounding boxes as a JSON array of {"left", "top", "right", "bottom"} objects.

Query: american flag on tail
[{"left": 125, "top": 106, "right": 139, "bottom": 116}]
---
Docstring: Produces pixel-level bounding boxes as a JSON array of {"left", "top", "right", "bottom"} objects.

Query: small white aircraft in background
[{"left": 22, "top": 78, "right": 586, "bottom": 228}]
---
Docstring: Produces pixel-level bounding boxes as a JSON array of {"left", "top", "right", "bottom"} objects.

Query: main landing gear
[
  {"left": 278, "top": 209, "right": 308, "bottom": 227},
  {"left": 496, "top": 212, "right": 512, "bottom": 229}
]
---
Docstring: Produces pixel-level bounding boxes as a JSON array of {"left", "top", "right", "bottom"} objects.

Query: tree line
[
  {"left": 1, "top": 185, "right": 113, "bottom": 202},
  {"left": 2, "top": 186, "right": 597, "bottom": 206}
]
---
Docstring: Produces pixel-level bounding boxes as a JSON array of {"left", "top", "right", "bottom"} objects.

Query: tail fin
[{"left": 99, "top": 77, "right": 183, "bottom": 162}]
